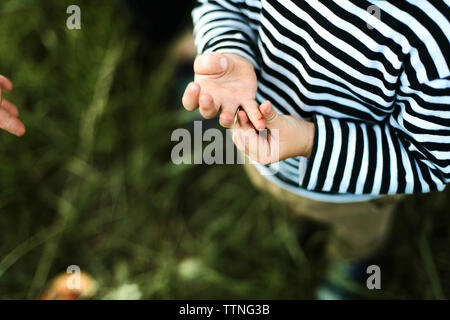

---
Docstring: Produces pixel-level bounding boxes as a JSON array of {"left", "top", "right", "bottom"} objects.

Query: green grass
[{"left": 0, "top": 0, "right": 448, "bottom": 299}]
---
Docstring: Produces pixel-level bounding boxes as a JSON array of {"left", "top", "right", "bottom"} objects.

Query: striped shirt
[{"left": 192, "top": 0, "right": 450, "bottom": 202}]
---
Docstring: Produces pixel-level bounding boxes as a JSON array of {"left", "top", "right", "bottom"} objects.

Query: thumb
[
  {"left": 194, "top": 52, "right": 229, "bottom": 76},
  {"left": 260, "top": 101, "right": 279, "bottom": 128}
]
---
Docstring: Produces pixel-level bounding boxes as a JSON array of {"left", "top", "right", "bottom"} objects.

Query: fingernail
[
  {"left": 220, "top": 57, "right": 227, "bottom": 70},
  {"left": 190, "top": 83, "right": 199, "bottom": 92}
]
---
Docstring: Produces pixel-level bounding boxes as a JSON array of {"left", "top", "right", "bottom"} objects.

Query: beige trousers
[{"left": 244, "top": 162, "right": 405, "bottom": 260}]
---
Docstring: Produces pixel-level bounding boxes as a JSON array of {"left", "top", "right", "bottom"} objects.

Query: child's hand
[
  {"left": 0, "top": 75, "right": 25, "bottom": 136},
  {"left": 182, "top": 52, "right": 265, "bottom": 130},
  {"left": 232, "top": 101, "right": 315, "bottom": 164}
]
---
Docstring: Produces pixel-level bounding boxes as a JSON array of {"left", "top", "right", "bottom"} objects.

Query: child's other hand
[
  {"left": 0, "top": 75, "right": 25, "bottom": 136},
  {"left": 232, "top": 101, "right": 315, "bottom": 164},
  {"left": 182, "top": 52, "right": 265, "bottom": 130}
]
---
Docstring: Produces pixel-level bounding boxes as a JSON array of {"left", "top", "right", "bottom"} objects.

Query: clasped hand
[{"left": 182, "top": 52, "right": 314, "bottom": 163}]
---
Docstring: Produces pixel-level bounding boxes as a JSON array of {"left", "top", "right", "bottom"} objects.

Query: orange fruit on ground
[{"left": 40, "top": 271, "right": 96, "bottom": 300}]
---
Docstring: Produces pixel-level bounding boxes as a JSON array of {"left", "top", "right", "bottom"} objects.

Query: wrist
[
  {"left": 303, "top": 121, "right": 315, "bottom": 158},
  {"left": 291, "top": 119, "right": 314, "bottom": 159},
  {"left": 285, "top": 117, "right": 315, "bottom": 160}
]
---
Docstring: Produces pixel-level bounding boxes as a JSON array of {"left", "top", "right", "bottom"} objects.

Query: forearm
[{"left": 299, "top": 114, "right": 448, "bottom": 195}]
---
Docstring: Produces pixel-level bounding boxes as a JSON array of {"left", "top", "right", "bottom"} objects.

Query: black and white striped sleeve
[
  {"left": 295, "top": 1, "right": 450, "bottom": 196},
  {"left": 300, "top": 75, "right": 450, "bottom": 195},
  {"left": 192, "top": 0, "right": 260, "bottom": 68}
]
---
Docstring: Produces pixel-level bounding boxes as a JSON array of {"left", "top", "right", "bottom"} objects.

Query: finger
[
  {"left": 198, "top": 93, "right": 219, "bottom": 119},
  {"left": 237, "top": 110, "right": 254, "bottom": 130},
  {"left": 235, "top": 111, "right": 258, "bottom": 155},
  {"left": 182, "top": 82, "right": 200, "bottom": 111},
  {"left": 232, "top": 111, "right": 242, "bottom": 144},
  {"left": 234, "top": 110, "right": 255, "bottom": 149},
  {"left": 239, "top": 110, "right": 273, "bottom": 164},
  {"left": 0, "top": 75, "right": 13, "bottom": 91},
  {"left": 0, "top": 108, "right": 25, "bottom": 136},
  {"left": 1, "top": 99, "right": 19, "bottom": 117},
  {"left": 242, "top": 100, "right": 265, "bottom": 131},
  {"left": 232, "top": 111, "right": 246, "bottom": 147},
  {"left": 260, "top": 101, "right": 278, "bottom": 128},
  {"left": 219, "top": 106, "right": 237, "bottom": 128},
  {"left": 193, "top": 52, "right": 228, "bottom": 76},
  {"left": 233, "top": 126, "right": 250, "bottom": 156},
  {"left": 244, "top": 128, "right": 260, "bottom": 160}
]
